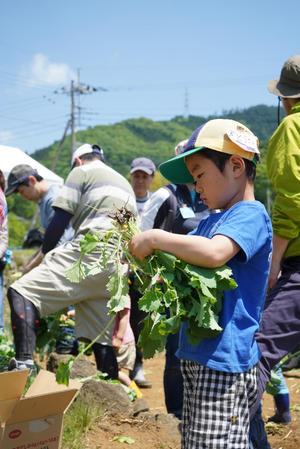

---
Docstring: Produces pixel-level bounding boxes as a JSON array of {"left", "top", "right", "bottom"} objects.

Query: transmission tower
[{"left": 184, "top": 88, "right": 189, "bottom": 118}]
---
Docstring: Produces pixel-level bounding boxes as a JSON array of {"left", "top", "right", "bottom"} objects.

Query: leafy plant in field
[
  {"left": 35, "top": 312, "right": 65, "bottom": 359},
  {"left": 0, "top": 334, "right": 15, "bottom": 371},
  {"left": 65, "top": 208, "right": 237, "bottom": 362}
]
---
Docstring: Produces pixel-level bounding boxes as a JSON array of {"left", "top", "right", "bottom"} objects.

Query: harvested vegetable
[{"left": 65, "top": 207, "right": 237, "bottom": 359}]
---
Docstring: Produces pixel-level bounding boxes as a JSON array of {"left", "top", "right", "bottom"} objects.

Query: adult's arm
[
  {"left": 42, "top": 208, "right": 73, "bottom": 254},
  {"left": 269, "top": 233, "right": 289, "bottom": 289},
  {"left": 22, "top": 249, "right": 44, "bottom": 274}
]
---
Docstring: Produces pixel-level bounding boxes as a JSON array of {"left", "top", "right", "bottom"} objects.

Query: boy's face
[{"left": 185, "top": 152, "right": 242, "bottom": 210}]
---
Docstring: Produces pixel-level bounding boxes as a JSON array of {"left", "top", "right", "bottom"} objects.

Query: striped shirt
[{"left": 53, "top": 160, "right": 137, "bottom": 236}]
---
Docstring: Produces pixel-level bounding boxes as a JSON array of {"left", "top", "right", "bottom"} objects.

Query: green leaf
[
  {"left": 161, "top": 271, "right": 175, "bottom": 283},
  {"left": 80, "top": 232, "right": 100, "bottom": 255},
  {"left": 155, "top": 250, "right": 177, "bottom": 272},
  {"left": 216, "top": 277, "right": 237, "bottom": 292},
  {"left": 86, "top": 262, "right": 103, "bottom": 277},
  {"left": 138, "top": 315, "right": 166, "bottom": 358},
  {"left": 158, "top": 315, "right": 181, "bottom": 335},
  {"left": 187, "top": 315, "right": 222, "bottom": 344},
  {"left": 187, "top": 298, "right": 205, "bottom": 327},
  {"left": 138, "top": 289, "right": 162, "bottom": 313},
  {"left": 194, "top": 280, "right": 215, "bottom": 300},
  {"left": 112, "top": 436, "right": 135, "bottom": 444},
  {"left": 56, "top": 358, "right": 74, "bottom": 386},
  {"left": 184, "top": 264, "right": 218, "bottom": 289},
  {"left": 107, "top": 293, "right": 128, "bottom": 314},
  {"left": 65, "top": 259, "right": 86, "bottom": 283},
  {"left": 162, "top": 285, "right": 178, "bottom": 307},
  {"left": 215, "top": 265, "right": 234, "bottom": 280},
  {"left": 107, "top": 264, "right": 129, "bottom": 313}
]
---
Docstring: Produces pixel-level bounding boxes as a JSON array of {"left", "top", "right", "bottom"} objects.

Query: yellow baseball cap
[{"left": 159, "top": 119, "right": 260, "bottom": 184}]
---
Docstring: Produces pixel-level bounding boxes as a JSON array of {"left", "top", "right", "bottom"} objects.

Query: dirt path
[{"left": 86, "top": 352, "right": 300, "bottom": 449}]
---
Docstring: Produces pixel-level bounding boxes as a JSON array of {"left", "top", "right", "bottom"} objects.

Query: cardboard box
[{"left": 0, "top": 369, "right": 81, "bottom": 449}]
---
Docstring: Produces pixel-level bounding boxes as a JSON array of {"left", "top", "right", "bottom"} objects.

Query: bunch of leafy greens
[
  {"left": 66, "top": 208, "right": 237, "bottom": 361},
  {"left": 266, "top": 348, "right": 300, "bottom": 396}
]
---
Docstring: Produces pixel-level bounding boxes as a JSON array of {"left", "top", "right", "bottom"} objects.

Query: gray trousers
[{"left": 253, "top": 256, "right": 300, "bottom": 415}]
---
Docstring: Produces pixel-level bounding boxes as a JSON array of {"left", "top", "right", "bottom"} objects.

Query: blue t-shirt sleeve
[{"left": 212, "top": 203, "right": 270, "bottom": 263}]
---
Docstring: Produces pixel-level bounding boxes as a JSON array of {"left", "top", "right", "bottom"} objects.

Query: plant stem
[{"left": 72, "top": 315, "right": 115, "bottom": 363}]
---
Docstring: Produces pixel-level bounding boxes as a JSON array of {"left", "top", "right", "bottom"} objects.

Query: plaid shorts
[{"left": 181, "top": 361, "right": 257, "bottom": 449}]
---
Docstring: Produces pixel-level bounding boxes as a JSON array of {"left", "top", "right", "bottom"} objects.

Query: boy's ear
[{"left": 229, "top": 155, "right": 245, "bottom": 177}]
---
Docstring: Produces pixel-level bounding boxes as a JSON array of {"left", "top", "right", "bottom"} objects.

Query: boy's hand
[{"left": 129, "top": 230, "right": 157, "bottom": 260}]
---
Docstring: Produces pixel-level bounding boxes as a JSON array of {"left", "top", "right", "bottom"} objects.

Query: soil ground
[
  {"left": 3, "top": 260, "right": 300, "bottom": 448},
  {"left": 82, "top": 352, "right": 300, "bottom": 449}
]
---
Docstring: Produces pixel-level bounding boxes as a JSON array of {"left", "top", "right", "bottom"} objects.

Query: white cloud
[
  {"left": 28, "top": 53, "right": 75, "bottom": 86},
  {"left": 0, "top": 130, "right": 14, "bottom": 143}
]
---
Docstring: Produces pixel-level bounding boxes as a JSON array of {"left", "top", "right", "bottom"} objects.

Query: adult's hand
[
  {"left": 268, "top": 259, "right": 281, "bottom": 289},
  {"left": 268, "top": 233, "right": 289, "bottom": 289},
  {"left": 112, "top": 336, "right": 123, "bottom": 351}
]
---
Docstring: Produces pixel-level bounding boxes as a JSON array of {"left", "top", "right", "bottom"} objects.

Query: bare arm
[
  {"left": 22, "top": 248, "right": 44, "bottom": 274},
  {"left": 129, "top": 229, "right": 240, "bottom": 268},
  {"left": 269, "top": 233, "right": 289, "bottom": 289},
  {"left": 112, "top": 308, "right": 130, "bottom": 351}
]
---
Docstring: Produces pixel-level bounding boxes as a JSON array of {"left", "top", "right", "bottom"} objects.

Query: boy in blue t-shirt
[{"left": 129, "top": 119, "right": 272, "bottom": 449}]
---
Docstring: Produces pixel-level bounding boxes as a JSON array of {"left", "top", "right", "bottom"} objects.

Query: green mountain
[
  {"left": 32, "top": 104, "right": 278, "bottom": 180},
  {"left": 8, "top": 105, "right": 276, "bottom": 246}
]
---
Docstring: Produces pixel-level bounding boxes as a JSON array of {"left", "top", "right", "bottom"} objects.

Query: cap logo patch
[{"left": 227, "top": 129, "right": 259, "bottom": 154}]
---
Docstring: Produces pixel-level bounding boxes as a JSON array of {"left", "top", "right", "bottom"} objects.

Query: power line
[
  {"left": 0, "top": 115, "right": 68, "bottom": 134},
  {"left": 0, "top": 69, "right": 56, "bottom": 90}
]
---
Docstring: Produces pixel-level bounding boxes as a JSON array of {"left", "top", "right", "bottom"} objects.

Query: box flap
[
  {"left": 6, "top": 389, "right": 78, "bottom": 424},
  {"left": 0, "top": 370, "right": 29, "bottom": 400},
  {"left": 25, "top": 370, "right": 81, "bottom": 397},
  {"left": 0, "top": 399, "right": 19, "bottom": 425},
  {"left": 0, "top": 370, "right": 29, "bottom": 424}
]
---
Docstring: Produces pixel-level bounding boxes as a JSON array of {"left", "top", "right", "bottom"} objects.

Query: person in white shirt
[{"left": 129, "top": 156, "right": 156, "bottom": 387}]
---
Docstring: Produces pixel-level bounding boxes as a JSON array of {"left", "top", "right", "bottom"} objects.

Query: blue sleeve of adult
[{"left": 42, "top": 208, "right": 73, "bottom": 254}]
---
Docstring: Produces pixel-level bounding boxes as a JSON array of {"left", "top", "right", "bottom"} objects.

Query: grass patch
[{"left": 62, "top": 398, "right": 103, "bottom": 449}]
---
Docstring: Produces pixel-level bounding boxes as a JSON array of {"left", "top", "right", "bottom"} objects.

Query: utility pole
[
  {"left": 54, "top": 73, "right": 107, "bottom": 157},
  {"left": 70, "top": 80, "right": 76, "bottom": 154}
]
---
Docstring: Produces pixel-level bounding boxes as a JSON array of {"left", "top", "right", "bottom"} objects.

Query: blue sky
[{"left": 1, "top": 0, "right": 299, "bottom": 153}]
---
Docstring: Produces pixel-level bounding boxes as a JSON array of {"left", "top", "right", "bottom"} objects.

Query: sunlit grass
[{"left": 63, "top": 398, "right": 103, "bottom": 449}]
